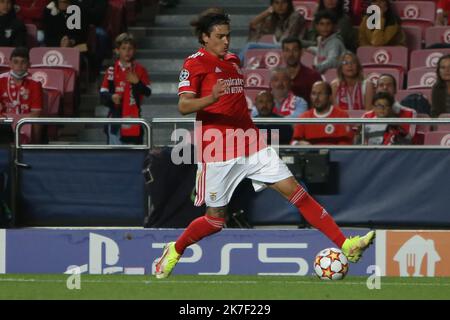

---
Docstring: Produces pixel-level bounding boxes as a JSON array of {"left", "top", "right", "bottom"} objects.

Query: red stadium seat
[
  {"left": 392, "top": 1, "right": 436, "bottom": 36},
  {"left": 423, "top": 131, "right": 450, "bottom": 145},
  {"left": 363, "top": 67, "right": 404, "bottom": 90},
  {"left": 396, "top": 89, "right": 432, "bottom": 103},
  {"left": 25, "top": 24, "right": 38, "bottom": 48},
  {"left": 410, "top": 48, "right": 450, "bottom": 69},
  {"left": 438, "top": 113, "right": 450, "bottom": 132},
  {"left": 300, "top": 50, "right": 315, "bottom": 68},
  {"left": 322, "top": 68, "right": 337, "bottom": 82},
  {"left": 407, "top": 67, "right": 437, "bottom": 89},
  {"left": 293, "top": 1, "right": 318, "bottom": 21},
  {"left": 347, "top": 110, "right": 366, "bottom": 118},
  {"left": 357, "top": 46, "right": 408, "bottom": 72},
  {"left": 243, "top": 69, "right": 271, "bottom": 88},
  {"left": 245, "top": 49, "right": 284, "bottom": 69},
  {"left": 258, "top": 34, "right": 277, "bottom": 44},
  {"left": 425, "top": 26, "right": 450, "bottom": 47},
  {"left": 416, "top": 112, "right": 431, "bottom": 133},
  {"left": 0, "top": 47, "right": 13, "bottom": 68},
  {"left": 30, "top": 48, "right": 80, "bottom": 116},
  {"left": 402, "top": 25, "right": 423, "bottom": 51},
  {"left": 29, "top": 69, "right": 64, "bottom": 118}
]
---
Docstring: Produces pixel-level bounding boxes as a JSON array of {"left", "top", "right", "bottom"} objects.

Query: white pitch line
[{"left": 0, "top": 278, "right": 449, "bottom": 287}]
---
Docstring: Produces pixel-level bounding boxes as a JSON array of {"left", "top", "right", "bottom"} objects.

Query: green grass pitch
[{"left": 0, "top": 275, "right": 449, "bottom": 300}]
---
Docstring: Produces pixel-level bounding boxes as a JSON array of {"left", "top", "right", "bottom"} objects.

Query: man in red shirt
[
  {"left": 292, "top": 81, "right": 354, "bottom": 145},
  {"left": 0, "top": 46, "right": 42, "bottom": 144},
  {"left": 154, "top": 10, "right": 375, "bottom": 279},
  {"left": 281, "top": 37, "right": 322, "bottom": 106}
]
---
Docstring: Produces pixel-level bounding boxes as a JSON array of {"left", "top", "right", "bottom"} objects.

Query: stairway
[{"left": 72, "top": 0, "right": 267, "bottom": 145}]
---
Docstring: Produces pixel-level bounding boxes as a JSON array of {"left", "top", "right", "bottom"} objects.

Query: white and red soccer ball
[{"left": 314, "top": 248, "right": 349, "bottom": 280}]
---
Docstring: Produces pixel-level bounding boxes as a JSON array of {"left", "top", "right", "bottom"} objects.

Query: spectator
[
  {"left": 43, "top": 0, "right": 89, "bottom": 49},
  {"left": 436, "top": 0, "right": 450, "bottom": 26},
  {"left": 431, "top": 54, "right": 450, "bottom": 117},
  {"left": 377, "top": 73, "right": 414, "bottom": 113},
  {"left": 358, "top": 0, "right": 406, "bottom": 47},
  {"left": 362, "top": 92, "right": 417, "bottom": 145},
  {"left": 239, "top": 0, "right": 306, "bottom": 65},
  {"left": 100, "top": 33, "right": 152, "bottom": 145},
  {"left": 15, "top": 0, "right": 48, "bottom": 44},
  {"left": 265, "top": 67, "right": 308, "bottom": 118},
  {"left": 0, "top": 0, "right": 26, "bottom": 47},
  {"left": 0, "top": 47, "right": 42, "bottom": 144},
  {"left": 291, "top": 81, "right": 354, "bottom": 145},
  {"left": 281, "top": 37, "right": 322, "bottom": 105},
  {"left": 252, "top": 90, "right": 293, "bottom": 145},
  {"left": 306, "top": 10, "right": 346, "bottom": 74},
  {"left": 304, "top": 0, "right": 357, "bottom": 52},
  {"left": 331, "top": 52, "right": 375, "bottom": 110}
]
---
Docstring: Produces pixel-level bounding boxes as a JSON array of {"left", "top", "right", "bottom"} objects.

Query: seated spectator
[
  {"left": 331, "top": 52, "right": 375, "bottom": 110},
  {"left": 306, "top": 10, "right": 346, "bottom": 74},
  {"left": 0, "top": 47, "right": 42, "bottom": 144},
  {"left": 362, "top": 92, "right": 417, "bottom": 145},
  {"left": 304, "top": 0, "right": 357, "bottom": 52},
  {"left": 264, "top": 67, "right": 308, "bottom": 118},
  {"left": 43, "top": 0, "right": 89, "bottom": 49},
  {"left": 436, "top": 0, "right": 450, "bottom": 25},
  {"left": 281, "top": 37, "right": 322, "bottom": 105},
  {"left": 100, "top": 33, "right": 152, "bottom": 145},
  {"left": 432, "top": 54, "right": 450, "bottom": 117},
  {"left": 15, "top": 0, "right": 48, "bottom": 44},
  {"left": 358, "top": 0, "right": 406, "bottom": 47},
  {"left": 239, "top": 0, "right": 306, "bottom": 65},
  {"left": 291, "top": 81, "right": 354, "bottom": 145},
  {"left": 377, "top": 73, "right": 418, "bottom": 114},
  {"left": 0, "top": 0, "right": 26, "bottom": 47},
  {"left": 252, "top": 90, "right": 293, "bottom": 145}
]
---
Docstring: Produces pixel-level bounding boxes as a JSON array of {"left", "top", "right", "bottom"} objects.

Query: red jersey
[
  {"left": 0, "top": 72, "right": 43, "bottom": 115},
  {"left": 100, "top": 60, "right": 151, "bottom": 137},
  {"left": 292, "top": 106, "right": 354, "bottom": 145},
  {"left": 178, "top": 48, "right": 262, "bottom": 162},
  {"left": 362, "top": 104, "right": 417, "bottom": 145}
]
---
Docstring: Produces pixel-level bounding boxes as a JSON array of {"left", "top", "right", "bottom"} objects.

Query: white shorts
[{"left": 194, "top": 147, "right": 293, "bottom": 207}]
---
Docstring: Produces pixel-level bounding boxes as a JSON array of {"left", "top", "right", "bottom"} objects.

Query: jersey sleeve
[
  {"left": 30, "top": 81, "right": 43, "bottom": 112},
  {"left": 178, "top": 58, "right": 205, "bottom": 96}
]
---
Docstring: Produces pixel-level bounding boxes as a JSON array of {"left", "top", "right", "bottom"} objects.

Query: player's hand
[
  {"left": 126, "top": 72, "right": 140, "bottom": 84},
  {"left": 211, "top": 80, "right": 228, "bottom": 102},
  {"left": 112, "top": 94, "right": 122, "bottom": 105}
]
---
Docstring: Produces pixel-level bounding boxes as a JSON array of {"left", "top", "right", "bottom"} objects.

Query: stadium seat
[
  {"left": 258, "top": 34, "right": 277, "bottom": 44},
  {"left": 30, "top": 48, "right": 80, "bottom": 116},
  {"left": 357, "top": 46, "right": 408, "bottom": 72},
  {"left": 425, "top": 26, "right": 450, "bottom": 48},
  {"left": 300, "top": 50, "right": 315, "bottom": 68},
  {"left": 410, "top": 48, "right": 450, "bottom": 69},
  {"left": 392, "top": 1, "right": 436, "bottom": 36},
  {"left": 293, "top": 1, "right": 318, "bottom": 21},
  {"left": 0, "top": 47, "right": 13, "bottom": 68},
  {"left": 347, "top": 110, "right": 367, "bottom": 118},
  {"left": 243, "top": 69, "right": 271, "bottom": 88},
  {"left": 438, "top": 113, "right": 450, "bottom": 132},
  {"left": 363, "top": 67, "right": 404, "bottom": 90},
  {"left": 396, "top": 89, "right": 432, "bottom": 104},
  {"left": 407, "top": 67, "right": 436, "bottom": 89},
  {"left": 423, "top": 131, "right": 450, "bottom": 145},
  {"left": 416, "top": 113, "right": 432, "bottom": 133},
  {"left": 322, "top": 68, "right": 337, "bottom": 82},
  {"left": 245, "top": 49, "right": 284, "bottom": 69},
  {"left": 25, "top": 24, "right": 39, "bottom": 48},
  {"left": 402, "top": 25, "right": 423, "bottom": 51}
]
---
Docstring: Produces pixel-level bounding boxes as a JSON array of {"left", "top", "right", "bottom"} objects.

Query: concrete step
[
  {"left": 180, "top": 0, "right": 267, "bottom": 5},
  {"left": 140, "top": 58, "right": 184, "bottom": 72},
  {"left": 129, "top": 26, "right": 249, "bottom": 38},
  {"left": 151, "top": 81, "right": 179, "bottom": 95},
  {"left": 134, "top": 48, "right": 242, "bottom": 59},
  {"left": 159, "top": 4, "right": 266, "bottom": 15},
  {"left": 151, "top": 14, "right": 254, "bottom": 28},
  {"left": 138, "top": 35, "right": 248, "bottom": 49}
]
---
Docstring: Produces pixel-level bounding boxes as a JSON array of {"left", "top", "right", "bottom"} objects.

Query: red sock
[
  {"left": 290, "top": 186, "right": 346, "bottom": 248},
  {"left": 175, "top": 215, "right": 225, "bottom": 255}
]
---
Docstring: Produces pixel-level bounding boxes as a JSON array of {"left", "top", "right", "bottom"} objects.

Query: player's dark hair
[
  {"left": 378, "top": 73, "right": 397, "bottom": 93},
  {"left": 372, "top": 91, "right": 394, "bottom": 107},
  {"left": 10, "top": 47, "right": 30, "bottom": 61},
  {"left": 190, "top": 10, "right": 230, "bottom": 45},
  {"left": 314, "top": 10, "right": 337, "bottom": 25},
  {"left": 281, "top": 37, "right": 302, "bottom": 50}
]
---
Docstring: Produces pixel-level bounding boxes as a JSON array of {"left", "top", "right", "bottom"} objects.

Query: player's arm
[{"left": 178, "top": 80, "right": 228, "bottom": 115}]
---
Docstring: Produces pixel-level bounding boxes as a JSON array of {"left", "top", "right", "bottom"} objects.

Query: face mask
[{"left": 10, "top": 70, "right": 29, "bottom": 80}]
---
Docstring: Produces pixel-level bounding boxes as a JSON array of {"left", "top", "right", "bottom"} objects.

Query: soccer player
[
  {"left": 100, "top": 33, "right": 151, "bottom": 145},
  {"left": 155, "top": 10, "right": 375, "bottom": 279},
  {"left": 0, "top": 46, "right": 42, "bottom": 144}
]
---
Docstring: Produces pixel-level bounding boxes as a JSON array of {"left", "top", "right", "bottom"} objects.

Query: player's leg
[{"left": 270, "top": 177, "right": 375, "bottom": 262}]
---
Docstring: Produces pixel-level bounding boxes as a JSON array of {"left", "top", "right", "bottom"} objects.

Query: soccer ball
[{"left": 314, "top": 248, "right": 349, "bottom": 280}]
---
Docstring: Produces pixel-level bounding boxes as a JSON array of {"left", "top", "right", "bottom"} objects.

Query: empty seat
[
  {"left": 392, "top": 1, "right": 436, "bottom": 36},
  {"left": 402, "top": 25, "right": 423, "bottom": 51},
  {"left": 293, "top": 1, "right": 318, "bottom": 21},
  {"left": 425, "top": 26, "right": 450, "bottom": 48},
  {"left": 347, "top": 110, "right": 367, "bottom": 118},
  {"left": 407, "top": 67, "right": 436, "bottom": 89},
  {"left": 416, "top": 112, "right": 431, "bottom": 133},
  {"left": 0, "top": 47, "right": 14, "bottom": 68},
  {"left": 322, "top": 68, "right": 337, "bottom": 82},
  {"left": 438, "top": 113, "right": 450, "bottom": 131},
  {"left": 244, "top": 69, "right": 271, "bottom": 88},
  {"left": 357, "top": 46, "right": 408, "bottom": 72},
  {"left": 423, "top": 131, "right": 450, "bottom": 145},
  {"left": 410, "top": 48, "right": 450, "bottom": 69},
  {"left": 245, "top": 49, "right": 284, "bottom": 69}
]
